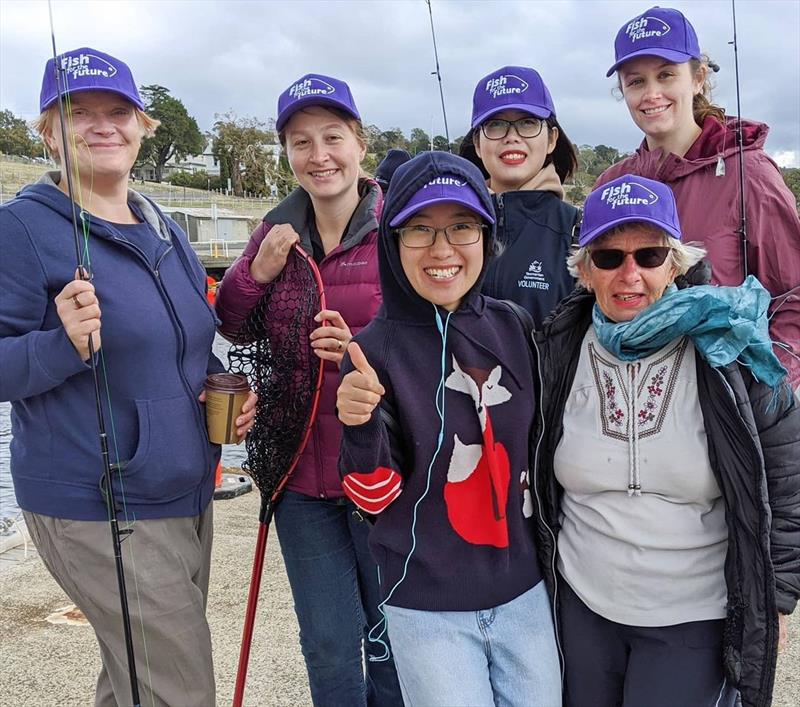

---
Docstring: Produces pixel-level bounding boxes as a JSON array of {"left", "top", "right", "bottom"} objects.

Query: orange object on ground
[
  {"left": 215, "top": 461, "right": 222, "bottom": 488},
  {"left": 206, "top": 276, "right": 218, "bottom": 306}
]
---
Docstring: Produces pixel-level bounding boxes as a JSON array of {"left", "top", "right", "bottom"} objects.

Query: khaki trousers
[{"left": 24, "top": 505, "right": 215, "bottom": 707}]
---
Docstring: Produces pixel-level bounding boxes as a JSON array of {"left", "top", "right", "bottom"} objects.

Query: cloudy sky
[{"left": 2, "top": 0, "right": 798, "bottom": 166}]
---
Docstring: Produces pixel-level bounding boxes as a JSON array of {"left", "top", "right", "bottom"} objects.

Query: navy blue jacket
[
  {"left": 482, "top": 189, "right": 578, "bottom": 328},
  {"left": 339, "top": 152, "right": 542, "bottom": 611},
  {"left": 0, "top": 177, "right": 222, "bottom": 520}
]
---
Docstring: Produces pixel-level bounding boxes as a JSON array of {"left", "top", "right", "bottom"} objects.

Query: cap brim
[
  {"left": 606, "top": 48, "right": 698, "bottom": 77},
  {"left": 471, "top": 103, "right": 552, "bottom": 129},
  {"left": 579, "top": 215, "right": 681, "bottom": 247},
  {"left": 390, "top": 196, "right": 495, "bottom": 228},
  {"left": 276, "top": 96, "right": 360, "bottom": 131},
  {"left": 41, "top": 86, "right": 144, "bottom": 112}
]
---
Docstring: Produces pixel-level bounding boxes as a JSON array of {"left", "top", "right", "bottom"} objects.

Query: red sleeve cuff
[{"left": 342, "top": 467, "right": 402, "bottom": 515}]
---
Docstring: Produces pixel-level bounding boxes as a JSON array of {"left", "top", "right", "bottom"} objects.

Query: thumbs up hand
[{"left": 337, "top": 342, "right": 386, "bottom": 426}]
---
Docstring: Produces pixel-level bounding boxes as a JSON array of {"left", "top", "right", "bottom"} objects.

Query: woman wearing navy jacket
[
  {"left": 336, "top": 152, "right": 561, "bottom": 707},
  {"left": 461, "top": 65, "right": 581, "bottom": 327},
  {"left": 0, "top": 48, "right": 254, "bottom": 706}
]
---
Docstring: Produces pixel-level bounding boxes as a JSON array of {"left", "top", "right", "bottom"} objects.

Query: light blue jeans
[{"left": 383, "top": 580, "right": 562, "bottom": 707}]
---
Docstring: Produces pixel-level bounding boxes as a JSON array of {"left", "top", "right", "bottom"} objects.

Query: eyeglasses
[
  {"left": 589, "top": 247, "right": 671, "bottom": 270},
  {"left": 394, "top": 223, "right": 487, "bottom": 249},
  {"left": 480, "top": 116, "right": 545, "bottom": 140}
]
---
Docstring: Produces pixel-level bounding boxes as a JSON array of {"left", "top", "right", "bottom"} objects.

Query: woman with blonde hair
[
  {"left": 0, "top": 47, "right": 255, "bottom": 706},
  {"left": 215, "top": 73, "right": 402, "bottom": 706}
]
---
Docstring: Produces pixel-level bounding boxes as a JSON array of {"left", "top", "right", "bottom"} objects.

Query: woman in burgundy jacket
[
  {"left": 597, "top": 5, "right": 800, "bottom": 392},
  {"left": 215, "top": 74, "right": 401, "bottom": 707}
]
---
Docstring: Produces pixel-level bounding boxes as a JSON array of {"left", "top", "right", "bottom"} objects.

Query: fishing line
[
  {"left": 367, "top": 305, "right": 452, "bottom": 661},
  {"left": 425, "top": 0, "right": 451, "bottom": 149}
]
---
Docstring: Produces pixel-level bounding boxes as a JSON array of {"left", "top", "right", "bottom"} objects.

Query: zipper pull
[{"left": 496, "top": 193, "right": 505, "bottom": 230}]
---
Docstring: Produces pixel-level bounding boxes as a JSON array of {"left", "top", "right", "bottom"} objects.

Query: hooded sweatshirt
[
  {"left": 339, "top": 152, "right": 542, "bottom": 611},
  {"left": 0, "top": 174, "right": 222, "bottom": 520},
  {"left": 596, "top": 117, "right": 800, "bottom": 389}
]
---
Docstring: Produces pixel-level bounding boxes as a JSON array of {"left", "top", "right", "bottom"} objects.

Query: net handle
[{"left": 232, "top": 244, "right": 327, "bottom": 706}]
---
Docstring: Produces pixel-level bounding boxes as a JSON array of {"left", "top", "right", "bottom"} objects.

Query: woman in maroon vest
[{"left": 215, "top": 74, "right": 401, "bottom": 706}]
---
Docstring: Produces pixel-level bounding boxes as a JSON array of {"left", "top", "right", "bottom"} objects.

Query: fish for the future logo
[
  {"left": 289, "top": 77, "right": 336, "bottom": 100},
  {"left": 600, "top": 181, "right": 659, "bottom": 209},
  {"left": 424, "top": 176, "right": 466, "bottom": 189},
  {"left": 60, "top": 53, "right": 117, "bottom": 81},
  {"left": 625, "top": 15, "right": 671, "bottom": 43},
  {"left": 485, "top": 74, "right": 529, "bottom": 99}
]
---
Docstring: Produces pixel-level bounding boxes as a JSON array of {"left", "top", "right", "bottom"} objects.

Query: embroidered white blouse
[{"left": 554, "top": 328, "right": 728, "bottom": 627}]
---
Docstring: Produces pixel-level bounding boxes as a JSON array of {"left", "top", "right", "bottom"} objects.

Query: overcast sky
[{"left": 2, "top": 0, "right": 798, "bottom": 166}]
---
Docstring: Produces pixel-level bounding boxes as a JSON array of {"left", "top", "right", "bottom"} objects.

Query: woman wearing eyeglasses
[
  {"left": 533, "top": 174, "right": 800, "bottom": 707},
  {"left": 460, "top": 66, "right": 580, "bottom": 327},
  {"left": 597, "top": 6, "right": 800, "bottom": 393}
]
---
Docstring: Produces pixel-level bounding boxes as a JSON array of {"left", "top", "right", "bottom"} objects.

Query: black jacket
[
  {"left": 481, "top": 190, "right": 579, "bottom": 328},
  {"left": 532, "top": 289, "right": 800, "bottom": 707}
]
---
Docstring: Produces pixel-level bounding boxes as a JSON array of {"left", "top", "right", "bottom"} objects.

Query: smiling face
[
  {"left": 284, "top": 106, "right": 366, "bottom": 203},
  {"left": 579, "top": 225, "right": 678, "bottom": 322},
  {"left": 44, "top": 91, "right": 142, "bottom": 188},
  {"left": 474, "top": 109, "right": 557, "bottom": 193},
  {"left": 618, "top": 56, "right": 705, "bottom": 148},
  {"left": 398, "top": 202, "right": 485, "bottom": 312}
]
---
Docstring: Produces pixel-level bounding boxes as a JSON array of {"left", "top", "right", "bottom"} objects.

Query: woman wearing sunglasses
[
  {"left": 597, "top": 6, "right": 800, "bottom": 392},
  {"left": 460, "top": 66, "right": 580, "bottom": 327},
  {"left": 533, "top": 174, "right": 800, "bottom": 707}
]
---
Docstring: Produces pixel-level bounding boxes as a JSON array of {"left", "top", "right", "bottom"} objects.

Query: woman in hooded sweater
[
  {"left": 336, "top": 151, "right": 561, "bottom": 707},
  {"left": 215, "top": 73, "right": 402, "bottom": 706},
  {"left": 597, "top": 5, "right": 800, "bottom": 391},
  {"left": 460, "top": 65, "right": 581, "bottom": 327},
  {"left": 0, "top": 47, "right": 256, "bottom": 706}
]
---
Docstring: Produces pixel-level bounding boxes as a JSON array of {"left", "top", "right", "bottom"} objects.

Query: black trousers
[{"left": 560, "top": 581, "right": 738, "bottom": 707}]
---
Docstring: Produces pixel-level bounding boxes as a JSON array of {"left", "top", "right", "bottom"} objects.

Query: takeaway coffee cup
[{"left": 205, "top": 373, "right": 250, "bottom": 444}]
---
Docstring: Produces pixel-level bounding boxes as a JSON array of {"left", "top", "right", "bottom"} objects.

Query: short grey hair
[{"left": 566, "top": 223, "right": 706, "bottom": 279}]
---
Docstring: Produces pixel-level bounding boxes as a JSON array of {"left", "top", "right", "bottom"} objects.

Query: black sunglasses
[{"left": 589, "top": 247, "right": 671, "bottom": 270}]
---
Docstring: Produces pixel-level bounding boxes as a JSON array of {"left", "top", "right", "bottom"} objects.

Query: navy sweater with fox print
[{"left": 339, "top": 152, "right": 542, "bottom": 611}]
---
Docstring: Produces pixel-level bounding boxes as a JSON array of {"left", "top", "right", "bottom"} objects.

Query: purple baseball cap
[
  {"left": 470, "top": 66, "right": 555, "bottom": 128},
  {"left": 579, "top": 175, "right": 682, "bottom": 246},
  {"left": 40, "top": 47, "right": 144, "bottom": 113},
  {"left": 606, "top": 6, "right": 701, "bottom": 77},
  {"left": 276, "top": 73, "right": 361, "bottom": 132},
  {"left": 389, "top": 174, "right": 495, "bottom": 227}
]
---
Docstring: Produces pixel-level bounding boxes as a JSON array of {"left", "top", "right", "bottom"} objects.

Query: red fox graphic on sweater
[{"left": 444, "top": 357, "right": 512, "bottom": 548}]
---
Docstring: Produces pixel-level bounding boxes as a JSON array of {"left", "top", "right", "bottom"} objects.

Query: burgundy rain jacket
[
  {"left": 216, "top": 179, "right": 382, "bottom": 497},
  {"left": 597, "top": 117, "right": 800, "bottom": 389}
]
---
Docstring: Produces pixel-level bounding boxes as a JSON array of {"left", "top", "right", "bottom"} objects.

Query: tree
[
  {"left": 0, "top": 109, "right": 40, "bottom": 157},
  {"left": 408, "top": 128, "right": 431, "bottom": 155},
  {"left": 781, "top": 168, "right": 800, "bottom": 208},
  {"left": 138, "top": 85, "right": 205, "bottom": 183},
  {"left": 432, "top": 135, "right": 450, "bottom": 152},
  {"left": 212, "top": 112, "right": 275, "bottom": 197}
]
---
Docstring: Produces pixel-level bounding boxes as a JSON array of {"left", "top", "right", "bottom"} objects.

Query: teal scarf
[{"left": 593, "top": 275, "right": 786, "bottom": 389}]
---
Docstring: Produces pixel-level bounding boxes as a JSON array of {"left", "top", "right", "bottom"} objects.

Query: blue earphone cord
[{"left": 367, "top": 305, "right": 452, "bottom": 662}]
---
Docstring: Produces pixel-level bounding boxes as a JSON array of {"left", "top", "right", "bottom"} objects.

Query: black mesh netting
[{"left": 227, "top": 248, "right": 323, "bottom": 502}]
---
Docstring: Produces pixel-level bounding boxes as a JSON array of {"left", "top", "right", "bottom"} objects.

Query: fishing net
[{"left": 227, "top": 245, "right": 325, "bottom": 515}]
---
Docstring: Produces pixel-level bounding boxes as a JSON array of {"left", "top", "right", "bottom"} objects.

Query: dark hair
[
  {"left": 459, "top": 115, "right": 577, "bottom": 185},
  {"left": 542, "top": 116, "right": 578, "bottom": 183}
]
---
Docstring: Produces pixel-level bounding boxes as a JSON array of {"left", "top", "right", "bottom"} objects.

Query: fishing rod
[
  {"left": 47, "top": 4, "right": 141, "bottom": 705},
  {"left": 729, "top": 0, "right": 748, "bottom": 279},
  {"left": 426, "top": 0, "right": 451, "bottom": 149}
]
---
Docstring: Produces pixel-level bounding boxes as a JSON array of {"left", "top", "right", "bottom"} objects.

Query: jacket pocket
[{"left": 120, "top": 395, "right": 209, "bottom": 502}]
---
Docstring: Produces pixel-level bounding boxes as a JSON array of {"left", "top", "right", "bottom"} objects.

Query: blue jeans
[
  {"left": 274, "top": 491, "right": 403, "bottom": 707},
  {"left": 383, "top": 581, "right": 562, "bottom": 707}
]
